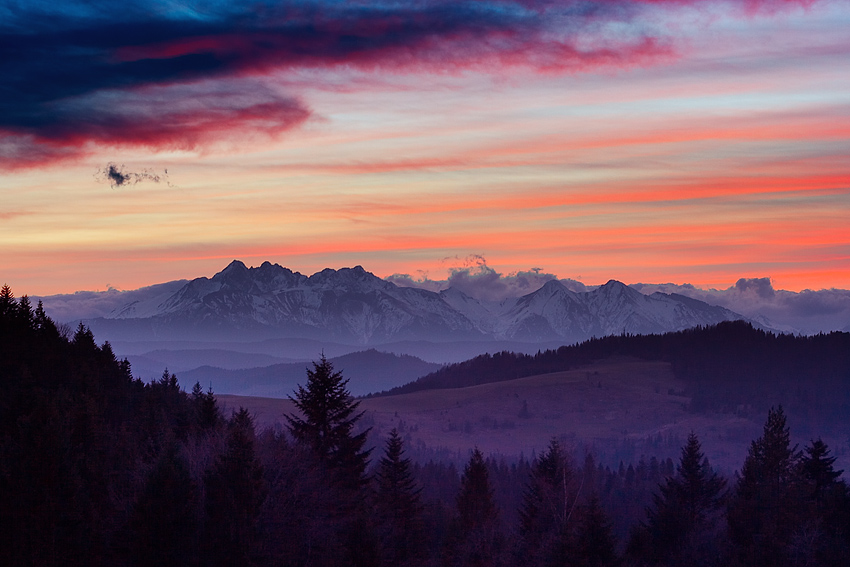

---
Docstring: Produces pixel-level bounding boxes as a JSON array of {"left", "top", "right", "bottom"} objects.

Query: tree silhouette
[
  {"left": 447, "top": 448, "right": 503, "bottom": 567},
  {"left": 629, "top": 432, "right": 727, "bottom": 565},
  {"left": 800, "top": 438, "right": 842, "bottom": 500},
  {"left": 286, "top": 355, "right": 371, "bottom": 488},
  {"left": 374, "top": 429, "right": 424, "bottom": 565},
  {"left": 191, "top": 381, "right": 221, "bottom": 432},
  {"left": 572, "top": 495, "right": 619, "bottom": 567},
  {"left": 517, "top": 438, "right": 574, "bottom": 565},
  {"left": 204, "top": 408, "right": 266, "bottom": 567},
  {"left": 728, "top": 406, "right": 802, "bottom": 567},
  {"left": 458, "top": 448, "right": 498, "bottom": 533}
]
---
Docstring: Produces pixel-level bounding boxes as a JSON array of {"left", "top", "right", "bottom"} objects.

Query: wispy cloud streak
[{"left": 8, "top": 0, "right": 807, "bottom": 167}]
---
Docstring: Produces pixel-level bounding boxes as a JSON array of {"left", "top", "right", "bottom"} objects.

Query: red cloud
[{"left": 0, "top": 0, "right": 821, "bottom": 168}]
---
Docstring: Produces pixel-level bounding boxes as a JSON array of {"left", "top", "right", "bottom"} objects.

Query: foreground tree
[
  {"left": 517, "top": 438, "right": 575, "bottom": 566},
  {"left": 628, "top": 432, "right": 727, "bottom": 566},
  {"left": 728, "top": 406, "right": 802, "bottom": 567},
  {"left": 446, "top": 448, "right": 503, "bottom": 567},
  {"left": 286, "top": 355, "right": 371, "bottom": 488},
  {"left": 572, "top": 495, "right": 619, "bottom": 567},
  {"left": 800, "top": 438, "right": 843, "bottom": 500},
  {"left": 286, "top": 356, "right": 378, "bottom": 566},
  {"left": 374, "top": 429, "right": 424, "bottom": 566},
  {"left": 793, "top": 438, "right": 850, "bottom": 566},
  {"left": 204, "top": 408, "right": 266, "bottom": 567}
]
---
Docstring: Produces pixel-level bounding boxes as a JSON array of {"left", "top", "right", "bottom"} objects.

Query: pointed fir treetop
[
  {"left": 801, "top": 438, "right": 843, "bottom": 497},
  {"left": 666, "top": 432, "right": 726, "bottom": 524},
  {"left": 536, "top": 437, "right": 569, "bottom": 487},
  {"left": 286, "top": 355, "right": 371, "bottom": 486},
  {"left": 287, "top": 355, "right": 363, "bottom": 456},
  {"left": 739, "top": 405, "right": 800, "bottom": 489},
  {"left": 457, "top": 447, "right": 498, "bottom": 533},
  {"left": 520, "top": 437, "right": 573, "bottom": 538},
  {"left": 375, "top": 429, "right": 422, "bottom": 516},
  {"left": 574, "top": 494, "right": 619, "bottom": 567}
]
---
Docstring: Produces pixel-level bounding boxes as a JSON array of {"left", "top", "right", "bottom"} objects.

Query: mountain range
[
  {"left": 80, "top": 260, "right": 750, "bottom": 348},
  {"left": 32, "top": 260, "right": 761, "bottom": 393}
]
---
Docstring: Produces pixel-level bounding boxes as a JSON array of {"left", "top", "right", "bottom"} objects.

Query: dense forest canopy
[{"left": 2, "top": 286, "right": 849, "bottom": 566}]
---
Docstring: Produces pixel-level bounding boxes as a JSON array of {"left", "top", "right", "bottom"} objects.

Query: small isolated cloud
[{"left": 95, "top": 162, "right": 171, "bottom": 188}]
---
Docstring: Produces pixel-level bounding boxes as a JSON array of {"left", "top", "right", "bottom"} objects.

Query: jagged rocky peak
[
  {"left": 308, "top": 265, "right": 391, "bottom": 292},
  {"left": 211, "top": 259, "right": 250, "bottom": 286},
  {"left": 223, "top": 259, "right": 248, "bottom": 272},
  {"left": 208, "top": 260, "right": 304, "bottom": 290}
]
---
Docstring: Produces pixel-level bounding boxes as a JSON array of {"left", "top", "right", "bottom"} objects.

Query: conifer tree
[
  {"left": 448, "top": 448, "right": 503, "bottom": 567},
  {"left": 286, "top": 355, "right": 371, "bottom": 488},
  {"left": 374, "top": 429, "right": 423, "bottom": 565},
  {"left": 286, "top": 357, "right": 378, "bottom": 566},
  {"left": 796, "top": 438, "right": 849, "bottom": 566},
  {"left": 628, "top": 432, "right": 726, "bottom": 565},
  {"left": 517, "top": 438, "right": 574, "bottom": 565},
  {"left": 0, "top": 284, "right": 14, "bottom": 318},
  {"left": 572, "top": 495, "right": 619, "bottom": 567},
  {"left": 728, "top": 406, "right": 802, "bottom": 567},
  {"left": 458, "top": 448, "right": 498, "bottom": 533},
  {"left": 800, "top": 438, "right": 842, "bottom": 500},
  {"left": 192, "top": 381, "right": 221, "bottom": 432},
  {"left": 204, "top": 408, "right": 266, "bottom": 567}
]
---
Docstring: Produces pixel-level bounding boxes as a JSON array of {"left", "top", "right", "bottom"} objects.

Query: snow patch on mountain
[{"left": 61, "top": 261, "right": 762, "bottom": 345}]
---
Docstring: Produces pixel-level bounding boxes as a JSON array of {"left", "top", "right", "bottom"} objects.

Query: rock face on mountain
[{"left": 83, "top": 260, "right": 749, "bottom": 345}]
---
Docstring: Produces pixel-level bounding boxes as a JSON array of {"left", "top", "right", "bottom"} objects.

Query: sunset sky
[{"left": 2, "top": 0, "right": 849, "bottom": 296}]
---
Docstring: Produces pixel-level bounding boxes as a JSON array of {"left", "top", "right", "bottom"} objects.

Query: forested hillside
[
  {"left": 2, "top": 286, "right": 849, "bottom": 567},
  {"left": 375, "top": 322, "right": 850, "bottom": 434}
]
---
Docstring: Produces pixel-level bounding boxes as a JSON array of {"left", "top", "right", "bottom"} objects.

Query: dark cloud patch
[
  {"left": 0, "top": 0, "right": 683, "bottom": 167},
  {"left": 734, "top": 277, "right": 775, "bottom": 299},
  {"left": 95, "top": 162, "right": 170, "bottom": 188}
]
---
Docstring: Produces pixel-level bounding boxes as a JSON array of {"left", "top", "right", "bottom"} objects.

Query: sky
[{"left": 2, "top": 0, "right": 849, "bottom": 296}]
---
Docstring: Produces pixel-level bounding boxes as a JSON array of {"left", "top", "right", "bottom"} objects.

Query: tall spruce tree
[
  {"left": 374, "top": 429, "right": 423, "bottom": 565},
  {"left": 286, "top": 355, "right": 371, "bottom": 488},
  {"left": 795, "top": 438, "right": 849, "bottom": 567},
  {"left": 800, "top": 438, "right": 843, "bottom": 500},
  {"left": 628, "top": 432, "right": 727, "bottom": 565},
  {"left": 572, "top": 495, "right": 619, "bottom": 567},
  {"left": 728, "top": 406, "right": 802, "bottom": 567},
  {"left": 447, "top": 448, "right": 503, "bottom": 567},
  {"left": 457, "top": 448, "right": 498, "bottom": 534},
  {"left": 517, "top": 438, "right": 574, "bottom": 566},
  {"left": 286, "top": 356, "right": 378, "bottom": 567}
]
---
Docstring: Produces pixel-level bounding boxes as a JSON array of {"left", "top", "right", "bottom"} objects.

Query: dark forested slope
[{"left": 374, "top": 322, "right": 850, "bottom": 432}]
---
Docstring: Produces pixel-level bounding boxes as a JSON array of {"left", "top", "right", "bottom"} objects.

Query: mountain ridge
[{"left": 73, "top": 260, "right": 757, "bottom": 346}]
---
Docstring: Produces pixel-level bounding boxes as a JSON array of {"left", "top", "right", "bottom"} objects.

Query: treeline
[
  {"left": 2, "top": 287, "right": 850, "bottom": 566},
  {"left": 372, "top": 322, "right": 850, "bottom": 430}
]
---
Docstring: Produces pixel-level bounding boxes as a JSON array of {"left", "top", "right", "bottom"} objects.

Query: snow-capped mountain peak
[{"left": 89, "top": 262, "right": 757, "bottom": 345}]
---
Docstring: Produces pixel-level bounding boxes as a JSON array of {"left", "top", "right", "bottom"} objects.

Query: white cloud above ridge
[{"left": 389, "top": 258, "right": 850, "bottom": 333}]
